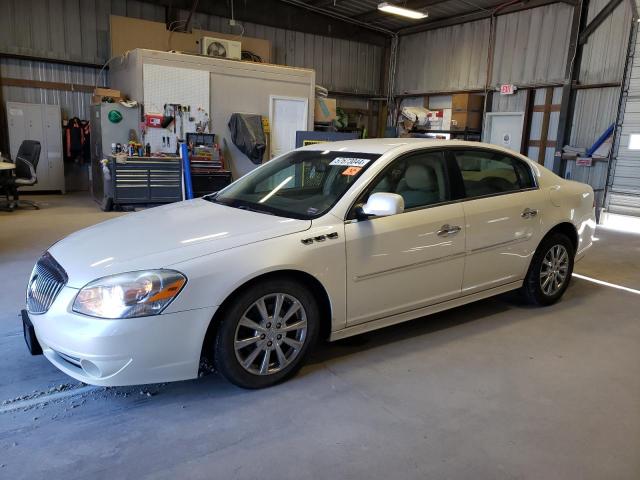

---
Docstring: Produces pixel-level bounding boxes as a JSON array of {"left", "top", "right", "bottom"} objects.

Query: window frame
[
  {"left": 344, "top": 146, "right": 539, "bottom": 222},
  {"left": 345, "top": 148, "right": 457, "bottom": 220},
  {"left": 447, "top": 147, "right": 539, "bottom": 201}
]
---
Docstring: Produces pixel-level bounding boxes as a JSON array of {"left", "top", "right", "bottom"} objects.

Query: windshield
[{"left": 210, "top": 150, "right": 381, "bottom": 219}]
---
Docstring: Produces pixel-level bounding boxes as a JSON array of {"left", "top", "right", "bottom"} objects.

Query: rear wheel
[
  {"left": 521, "top": 233, "right": 575, "bottom": 306},
  {"left": 214, "top": 278, "right": 319, "bottom": 389}
]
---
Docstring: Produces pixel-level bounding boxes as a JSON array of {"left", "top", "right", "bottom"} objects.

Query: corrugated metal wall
[
  {"left": 395, "top": 19, "right": 490, "bottom": 94},
  {"left": 579, "top": 0, "right": 632, "bottom": 84},
  {"left": 0, "top": 58, "right": 101, "bottom": 120},
  {"left": 567, "top": 87, "right": 618, "bottom": 210},
  {"left": 181, "top": 10, "right": 382, "bottom": 94},
  {"left": 491, "top": 90, "right": 528, "bottom": 112},
  {"left": 491, "top": 3, "right": 573, "bottom": 87},
  {"left": 570, "top": 87, "right": 621, "bottom": 147},
  {"left": 0, "top": 0, "right": 382, "bottom": 121},
  {"left": 569, "top": 0, "right": 633, "bottom": 213},
  {"left": 395, "top": 3, "right": 575, "bottom": 94},
  {"left": 0, "top": 0, "right": 165, "bottom": 65},
  {"left": 568, "top": 0, "right": 632, "bottom": 153}
]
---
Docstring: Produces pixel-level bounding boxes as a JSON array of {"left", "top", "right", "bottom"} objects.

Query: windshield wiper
[{"left": 237, "top": 204, "right": 274, "bottom": 215}]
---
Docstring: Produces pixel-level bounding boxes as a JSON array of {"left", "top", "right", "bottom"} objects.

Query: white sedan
[{"left": 23, "top": 139, "right": 596, "bottom": 389}]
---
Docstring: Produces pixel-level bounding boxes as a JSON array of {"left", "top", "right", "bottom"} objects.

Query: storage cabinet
[
  {"left": 6, "top": 102, "right": 65, "bottom": 193},
  {"left": 191, "top": 171, "right": 232, "bottom": 197}
]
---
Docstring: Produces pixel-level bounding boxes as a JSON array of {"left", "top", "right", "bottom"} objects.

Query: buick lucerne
[{"left": 23, "top": 139, "right": 596, "bottom": 389}]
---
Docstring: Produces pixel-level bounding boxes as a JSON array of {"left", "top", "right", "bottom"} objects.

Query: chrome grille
[{"left": 26, "top": 252, "right": 68, "bottom": 314}]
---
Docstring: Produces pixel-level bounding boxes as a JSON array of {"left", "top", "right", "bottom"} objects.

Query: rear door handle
[
  {"left": 437, "top": 224, "right": 462, "bottom": 237},
  {"left": 521, "top": 208, "right": 538, "bottom": 218}
]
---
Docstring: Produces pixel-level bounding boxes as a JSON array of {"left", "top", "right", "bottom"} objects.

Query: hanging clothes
[
  {"left": 81, "top": 120, "right": 91, "bottom": 164},
  {"left": 65, "top": 117, "right": 84, "bottom": 161}
]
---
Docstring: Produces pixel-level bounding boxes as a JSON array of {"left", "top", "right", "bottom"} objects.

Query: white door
[
  {"left": 269, "top": 96, "right": 308, "bottom": 158},
  {"left": 484, "top": 112, "right": 525, "bottom": 155},
  {"left": 452, "top": 149, "right": 543, "bottom": 294},
  {"left": 7, "top": 103, "right": 27, "bottom": 161},
  {"left": 43, "top": 105, "right": 64, "bottom": 193},
  {"left": 22, "top": 104, "right": 48, "bottom": 190},
  {"left": 345, "top": 150, "right": 465, "bottom": 325}
]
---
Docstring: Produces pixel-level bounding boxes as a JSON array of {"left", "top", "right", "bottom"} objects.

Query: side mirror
[{"left": 361, "top": 192, "right": 405, "bottom": 217}]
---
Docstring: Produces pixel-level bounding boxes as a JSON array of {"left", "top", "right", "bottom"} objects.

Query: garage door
[{"left": 608, "top": 24, "right": 640, "bottom": 216}]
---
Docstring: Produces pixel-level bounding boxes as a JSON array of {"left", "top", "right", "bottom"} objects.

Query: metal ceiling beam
[
  {"left": 152, "top": 0, "right": 390, "bottom": 45},
  {"left": 397, "top": 0, "right": 577, "bottom": 35},
  {"left": 578, "top": 0, "right": 625, "bottom": 44},
  {"left": 306, "top": 0, "right": 338, "bottom": 6}
]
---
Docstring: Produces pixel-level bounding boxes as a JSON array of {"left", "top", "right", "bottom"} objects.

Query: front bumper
[{"left": 29, "top": 287, "right": 216, "bottom": 386}]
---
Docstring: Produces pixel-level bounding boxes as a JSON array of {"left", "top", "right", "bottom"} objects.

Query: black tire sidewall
[
  {"left": 214, "top": 278, "right": 320, "bottom": 389},
  {"left": 524, "top": 233, "right": 575, "bottom": 306}
]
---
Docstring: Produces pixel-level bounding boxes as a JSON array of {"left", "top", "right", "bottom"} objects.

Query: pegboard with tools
[{"left": 142, "top": 64, "right": 210, "bottom": 154}]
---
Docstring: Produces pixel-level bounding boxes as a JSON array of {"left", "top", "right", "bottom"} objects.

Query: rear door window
[{"left": 453, "top": 150, "right": 534, "bottom": 198}]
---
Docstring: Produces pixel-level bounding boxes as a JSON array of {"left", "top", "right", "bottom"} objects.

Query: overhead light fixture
[{"left": 377, "top": 2, "right": 428, "bottom": 19}]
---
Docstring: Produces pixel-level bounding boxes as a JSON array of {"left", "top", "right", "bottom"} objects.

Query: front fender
[{"left": 163, "top": 220, "right": 347, "bottom": 332}]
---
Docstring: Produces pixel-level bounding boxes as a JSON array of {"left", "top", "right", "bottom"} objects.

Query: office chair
[{"left": 8, "top": 140, "right": 41, "bottom": 209}]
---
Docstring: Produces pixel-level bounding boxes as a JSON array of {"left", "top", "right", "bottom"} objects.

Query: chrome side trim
[
  {"left": 467, "top": 234, "right": 533, "bottom": 255},
  {"left": 354, "top": 251, "right": 466, "bottom": 281}
]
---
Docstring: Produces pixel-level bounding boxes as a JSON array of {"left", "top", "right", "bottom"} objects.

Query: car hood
[{"left": 49, "top": 199, "right": 311, "bottom": 288}]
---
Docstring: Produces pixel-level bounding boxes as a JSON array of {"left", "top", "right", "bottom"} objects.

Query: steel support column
[{"left": 553, "top": 0, "right": 590, "bottom": 175}]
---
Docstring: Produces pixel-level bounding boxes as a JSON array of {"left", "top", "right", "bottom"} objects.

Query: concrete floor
[{"left": 1, "top": 193, "right": 639, "bottom": 479}]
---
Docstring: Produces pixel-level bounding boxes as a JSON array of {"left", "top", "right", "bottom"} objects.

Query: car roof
[{"left": 297, "top": 138, "right": 519, "bottom": 157}]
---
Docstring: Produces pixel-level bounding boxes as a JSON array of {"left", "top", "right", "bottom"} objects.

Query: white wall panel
[
  {"left": 491, "top": 3, "right": 573, "bottom": 87},
  {"left": 579, "top": 0, "right": 633, "bottom": 84},
  {"left": 395, "top": 19, "right": 491, "bottom": 94}
]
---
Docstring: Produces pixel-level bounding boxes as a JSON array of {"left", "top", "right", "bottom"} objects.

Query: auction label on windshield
[{"left": 329, "top": 157, "right": 371, "bottom": 167}]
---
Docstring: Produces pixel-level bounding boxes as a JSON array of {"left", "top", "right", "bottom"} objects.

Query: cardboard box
[
  {"left": 314, "top": 98, "right": 337, "bottom": 123},
  {"left": 452, "top": 93, "right": 484, "bottom": 112},
  {"left": 94, "top": 87, "right": 121, "bottom": 98},
  {"left": 92, "top": 95, "right": 123, "bottom": 105},
  {"left": 451, "top": 111, "right": 483, "bottom": 130}
]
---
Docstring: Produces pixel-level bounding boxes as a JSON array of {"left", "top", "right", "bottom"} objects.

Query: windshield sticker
[
  {"left": 307, "top": 207, "right": 318, "bottom": 215},
  {"left": 329, "top": 157, "right": 371, "bottom": 167},
  {"left": 341, "top": 166, "right": 362, "bottom": 176}
]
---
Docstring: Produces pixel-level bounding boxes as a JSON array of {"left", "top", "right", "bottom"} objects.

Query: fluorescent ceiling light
[{"left": 378, "top": 2, "right": 428, "bottom": 19}]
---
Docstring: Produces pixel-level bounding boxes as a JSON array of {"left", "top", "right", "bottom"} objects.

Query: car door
[
  {"left": 344, "top": 150, "right": 466, "bottom": 326},
  {"left": 451, "top": 149, "right": 544, "bottom": 295}
]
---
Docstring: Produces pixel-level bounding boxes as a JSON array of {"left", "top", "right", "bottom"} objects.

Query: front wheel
[
  {"left": 521, "top": 233, "right": 575, "bottom": 306},
  {"left": 213, "top": 278, "right": 319, "bottom": 389}
]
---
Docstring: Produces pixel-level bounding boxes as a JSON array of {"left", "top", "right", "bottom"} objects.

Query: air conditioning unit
[{"left": 200, "top": 37, "right": 241, "bottom": 60}]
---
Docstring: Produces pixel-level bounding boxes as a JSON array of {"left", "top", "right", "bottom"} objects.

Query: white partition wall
[{"left": 110, "top": 49, "right": 315, "bottom": 179}]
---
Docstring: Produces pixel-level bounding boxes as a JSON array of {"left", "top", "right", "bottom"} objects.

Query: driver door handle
[
  {"left": 437, "top": 224, "right": 462, "bottom": 237},
  {"left": 521, "top": 208, "right": 538, "bottom": 218}
]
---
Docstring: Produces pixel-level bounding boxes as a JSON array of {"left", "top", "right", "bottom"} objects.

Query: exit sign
[{"left": 500, "top": 84, "right": 516, "bottom": 95}]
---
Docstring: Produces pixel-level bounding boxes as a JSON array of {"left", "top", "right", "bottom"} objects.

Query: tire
[
  {"left": 521, "top": 233, "right": 575, "bottom": 306},
  {"left": 213, "top": 278, "right": 319, "bottom": 389}
]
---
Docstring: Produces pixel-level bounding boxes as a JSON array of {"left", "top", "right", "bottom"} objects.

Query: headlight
[{"left": 73, "top": 270, "right": 187, "bottom": 319}]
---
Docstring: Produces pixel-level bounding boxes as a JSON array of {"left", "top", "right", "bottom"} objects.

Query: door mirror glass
[{"left": 362, "top": 192, "right": 405, "bottom": 217}]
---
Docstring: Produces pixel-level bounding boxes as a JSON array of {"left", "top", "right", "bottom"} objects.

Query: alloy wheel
[
  {"left": 233, "top": 293, "right": 308, "bottom": 375},
  {"left": 539, "top": 244, "right": 569, "bottom": 296}
]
